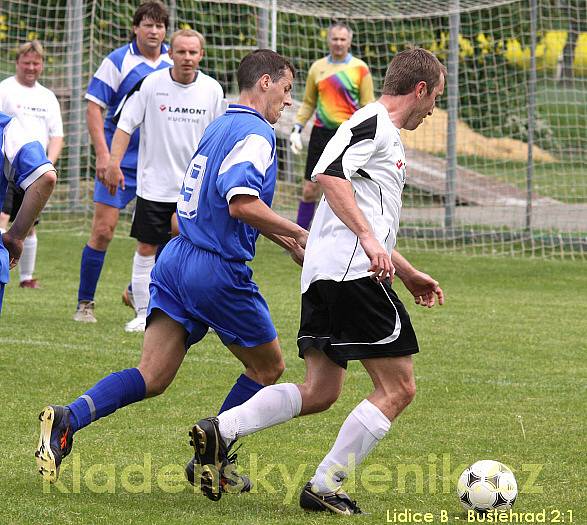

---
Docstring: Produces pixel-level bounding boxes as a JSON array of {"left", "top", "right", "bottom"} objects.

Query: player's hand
[
  {"left": 289, "top": 125, "right": 303, "bottom": 155},
  {"left": 96, "top": 152, "right": 110, "bottom": 184},
  {"left": 294, "top": 227, "right": 309, "bottom": 249},
  {"left": 400, "top": 270, "right": 444, "bottom": 308},
  {"left": 359, "top": 234, "right": 394, "bottom": 284},
  {"left": 104, "top": 162, "right": 125, "bottom": 196},
  {"left": 1, "top": 231, "right": 23, "bottom": 269},
  {"left": 289, "top": 242, "right": 305, "bottom": 267}
]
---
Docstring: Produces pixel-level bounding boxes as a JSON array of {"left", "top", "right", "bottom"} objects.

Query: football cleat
[
  {"left": 19, "top": 278, "right": 40, "bottom": 289},
  {"left": 124, "top": 316, "right": 146, "bottom": 333},
  {"left": 73, "top": 300, "right": 97, "bottom": 323},
  {"left": 122, "top": 284, "right": 135, "bottom": 310},
  {"left": 189, "top": 417, "right": 252, "bottom": 501},
  {"left": 299, "top": 482, "right": 363, "bottom": 515},
  {"left": 185, "top": 451, "right": 252, "bottom": 495},
  {"left": 35, "top": 405, "right": 74, "bottom": 483}
]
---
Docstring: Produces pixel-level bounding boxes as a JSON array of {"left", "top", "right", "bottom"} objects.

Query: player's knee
[
  {"left": 317, "top": 390, "right": 340, "bottom": 412},
  {"left": 385, "top": 379, "right": 416, "bottom": 415},
  {"left": 143, "top": 374, "right": 171, "bottom": 397},
  {"left": 255, "top": 358, "right": 285, "bottom": 386},
  {"left": 300, "top": 384, "right": 340, "bottom": 414},
  {"left": 91, "top": 223, "right": 115, "bottom": 248},
  {"left": 401, "top": 379, "right": 417, "bottom": 407},
  {"left": 137, "top": 242, "right": 157, "bottom": 257}
]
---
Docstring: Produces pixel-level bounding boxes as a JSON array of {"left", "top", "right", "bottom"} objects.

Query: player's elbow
[{"left": 228, "top": 201, "right": 245, "bottom": 220}]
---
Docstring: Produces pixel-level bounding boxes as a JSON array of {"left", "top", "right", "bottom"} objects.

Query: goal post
[{"left": 0, "top": 0, "right": 585, "bottom": 257}]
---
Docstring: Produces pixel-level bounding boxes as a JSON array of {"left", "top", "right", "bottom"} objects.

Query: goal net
[{"left": 0, "top": 0, "right": 585, "bottom": 257}]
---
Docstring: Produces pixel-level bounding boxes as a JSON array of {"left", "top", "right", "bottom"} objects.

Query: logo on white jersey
[{"left": 396, "top": 159, "right": 407, "bottom": 184}]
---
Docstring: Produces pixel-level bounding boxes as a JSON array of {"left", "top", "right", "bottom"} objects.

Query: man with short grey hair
[
  {"left": 289, "top": 22, "right": 374, "bottom": 231},
  {"left": 0, "top": 40, "right": 63, "bottom": 289}
]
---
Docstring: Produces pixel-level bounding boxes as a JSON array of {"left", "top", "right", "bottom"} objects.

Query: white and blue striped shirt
[{"left": 85, "top": 39, "right": 172, "bottom": 170}]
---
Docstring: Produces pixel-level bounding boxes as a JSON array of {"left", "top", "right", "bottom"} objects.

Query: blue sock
[
  {"left": 67, "top": 368, "right": 146, "bottom": 433},
  {"left": 78, "top": 244, "right": 106, "bottom": 302},
  {"left": 218, "top": 374, "right": 264, "bottom": 414}
]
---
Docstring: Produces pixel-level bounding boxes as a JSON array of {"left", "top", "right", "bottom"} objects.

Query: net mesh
[{"left": 0, "top": 0, "right": 585, "bottom": 257}]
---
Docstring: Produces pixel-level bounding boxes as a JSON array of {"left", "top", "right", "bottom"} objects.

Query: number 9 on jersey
[{"left": 177, "top": 154, "right": 208, "bottom": 219}]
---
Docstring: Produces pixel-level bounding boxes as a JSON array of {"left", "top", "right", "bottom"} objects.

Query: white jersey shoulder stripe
[
  {"left": 93, "top": 55, "right": 124, "bottom": 93},
  {"left": 218, "top": 134, "right": 273, "bottom": 177},
  {"left": 84, "top": 93, "right": 107, "bottom": 109}
]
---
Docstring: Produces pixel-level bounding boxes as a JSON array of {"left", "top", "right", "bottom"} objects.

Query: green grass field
[{"left": 0, "top": 232, "right": 585, "bottom": 524}]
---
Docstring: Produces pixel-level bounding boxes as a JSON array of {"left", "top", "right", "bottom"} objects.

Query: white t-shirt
[
  {"left": 302, "top": 101, "right": 407, "bottom": 293},
  {"left": 116, "top": 67, "right": 225, "bottom": 202},
  {"left": 0, "top": 76, "right": 63, "bottom": 151}
]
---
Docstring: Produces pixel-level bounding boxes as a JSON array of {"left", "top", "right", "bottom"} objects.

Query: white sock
[
  {"left": 311, "top": 399, "right": 391, "bottom": 494},
  {"left": 131, "top": 252, "right": 155, "bottom": 318},
  {"left": 217, "top": 383, "right": 302, "bottom": 446},
  {"left": 19, "top": 232, "right": 37, "bottom": 282}
]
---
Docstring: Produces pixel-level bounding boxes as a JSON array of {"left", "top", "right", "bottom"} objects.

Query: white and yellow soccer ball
[{"left": 457, "top": 460, "right": 518, "bottom": 513}]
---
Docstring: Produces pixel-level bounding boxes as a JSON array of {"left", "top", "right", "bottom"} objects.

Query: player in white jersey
[
  {"left": 104, "top": 29, "right": 224, "bottom": 332},
  {"left": 191, "top": 49, "right": 446, "bottom": 513},
  {"left": 0, "top": 40, "right": 63, "bottom": 289}
]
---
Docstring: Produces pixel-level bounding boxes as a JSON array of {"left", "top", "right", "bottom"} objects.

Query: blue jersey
[
  {"left": 0, "top": 112, "right": 53, "bottom": 310},
  {"left": 85, "top": 40, "right": 172, "bottom": 170},
  {"left": 177, "top": 104, "right": 277, "bottom": 262}
]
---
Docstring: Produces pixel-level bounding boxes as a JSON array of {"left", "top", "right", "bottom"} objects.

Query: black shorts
[
  {"left": 304, "top": 126, "right": 337, "bottom": 181},
  {"left": 297, "top": 277, "right": 419, "bottom": 369},
  {"left": 1, "top": 181, "right": 40, "bottom": 225},
  {"left": 130, "top": 196, "right": 176, "bottom": 245}
]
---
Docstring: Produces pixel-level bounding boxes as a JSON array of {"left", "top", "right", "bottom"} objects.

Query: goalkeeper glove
[{"left": 289, "top": 124, "right": 303, "bottom": 154}]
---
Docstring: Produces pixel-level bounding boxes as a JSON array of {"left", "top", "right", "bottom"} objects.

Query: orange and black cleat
[{"left": 35, "top": 405, "right": 74, "bottom": 483}]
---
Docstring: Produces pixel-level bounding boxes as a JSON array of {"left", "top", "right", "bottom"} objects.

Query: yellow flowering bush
[{"left": 504, "top": 30, "right": 586, "bottom": 75}]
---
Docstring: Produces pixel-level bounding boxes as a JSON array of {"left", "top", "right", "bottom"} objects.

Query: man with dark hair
[
  {"left": 35, "top": 50, "right": 308, "bottom": 496},
  {"left": 191, "top": 48, "right": 445, "bottom": 513},
  {"left": 0, "top": 40, "right": 63, "bottom": 289},
  {"left": 289, "top": 22, "right": 374, "bottom": 231},
  {"left": 73, "top": 1, "right": 172, "bottom": 323}
]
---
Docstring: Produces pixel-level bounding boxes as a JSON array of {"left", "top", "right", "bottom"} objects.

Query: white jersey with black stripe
[{"left": 301, "top": 101, "right": 407, "bottom": 293}]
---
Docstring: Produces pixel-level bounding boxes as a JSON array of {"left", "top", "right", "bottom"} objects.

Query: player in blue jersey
[
  {"left": 74, "top": 1, "right": 172, "bottom": 323},
  {"left": 0, "top": 112, "right": 57, "bottom": 312},
  {"left": 36, "top": 50, "right": 308, "bottom": 493}
]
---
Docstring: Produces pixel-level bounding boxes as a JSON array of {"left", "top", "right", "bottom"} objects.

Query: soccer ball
[{"left": 457, "top": 460, "right": 518, "bottom": 513}]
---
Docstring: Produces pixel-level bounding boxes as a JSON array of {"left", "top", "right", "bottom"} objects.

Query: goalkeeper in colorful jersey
[{"left": 290, "top": 22, "right": 374, "bottom": 230}]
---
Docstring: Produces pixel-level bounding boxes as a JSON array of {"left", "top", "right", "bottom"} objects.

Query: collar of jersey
[
  {"left": 226, "top": 104, "right": 269, "bottom": 124},
  {"left": 130, "top": 39, "right": 169, "bottom": 56},
  {"left": 327, "top": 53, "right": 352, "bottom": 65}
]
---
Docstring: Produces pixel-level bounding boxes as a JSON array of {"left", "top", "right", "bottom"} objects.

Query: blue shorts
[
  {"left": 147, "top": 235, "right": 277, "bottom": 349},
  {"left": 93, "top": 167, "right": 137, "bottom": 209}
]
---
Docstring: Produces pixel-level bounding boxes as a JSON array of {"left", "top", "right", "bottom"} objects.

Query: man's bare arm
[
  {"left": 316, "top": 173, "right": 394, "bottom": 283},
  {"left": 87, "top": 101, "right": 110, "bottom": 182}
]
